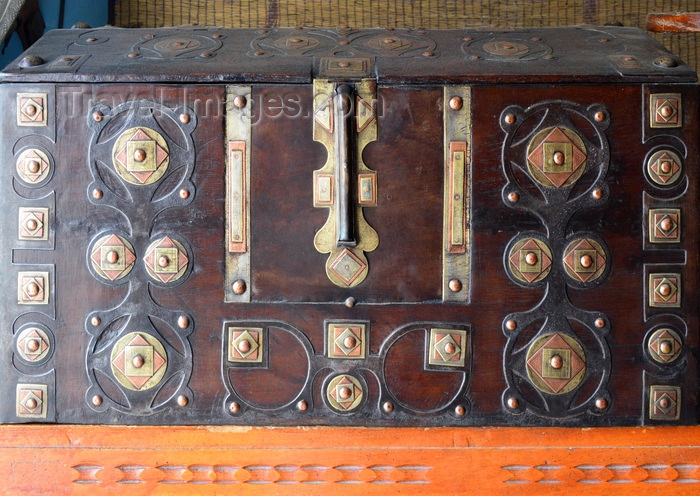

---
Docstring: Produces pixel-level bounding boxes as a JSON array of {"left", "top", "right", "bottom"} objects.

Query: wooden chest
[{"left": 0, "top": 25, "right": 697, "bottom": 428}]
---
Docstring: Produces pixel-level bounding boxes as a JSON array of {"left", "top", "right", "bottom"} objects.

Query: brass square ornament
[
  {"left": 649, "top": 274, "right": 681, "bottom": 308},
  {"left": 17, "top": 93, "right": 48, "bottom": 126},
  {"left": 228, "top": 327, "right": 263, "bottom": 363},
  {"left": 17, "top": 272, "right": 49, "bottom": 305},
  {"left": 650, "top": 94, "right": 681, "bottom": 128},
  {"left": 16, "top": 384, "right": 48, "bottom": 418},
  {"left": 649, "top": 385, "right": 681, "bottom": 420},
  {"left": 429, "top": 328, "right": 467, "bottom": 367},
  {"left": 327, "top": 323, "right": 366, "bottom": 359},
  {"left": 18, "top": 208, "right": 49, "bottom": 241},
  {"left": 649, "top": 209, "right": 681, "bottom": 243}
]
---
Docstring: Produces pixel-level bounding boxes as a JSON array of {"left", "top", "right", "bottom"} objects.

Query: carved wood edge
[{"left": 0, "top": 426, "right": 698, "bottom": 494}]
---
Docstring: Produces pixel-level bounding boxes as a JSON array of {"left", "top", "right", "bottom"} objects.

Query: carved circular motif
[
  {"left": 112, "top": 127, "right": 170, "bottom": 185},
  {"left": 89, "top": 234, "right": 136, "bottom": 282},
  {"left": 526, "top": 126, "right": 587, "bottom": 188},
  {"left": 144, "top": 236, "right": 189, "bottom": 284},
  {"left": 110, "top": 332, "right": 168, "bottom": 391},
  {"left": 646, "top": 149, "right": 683, "bottom": 186},
  {"left": 15, "top": 325, "right": 53, "bottom": 365},
  {"left": 16, "top": 148, "right": 51, "bottom": 185},
  {"left": 483, "top": 41, "right": 529, "bottom": 56},
  {"left": 526, "top": 333, "right": 586, "bottom": 395},
  {"left": 562, "top": 238, "right": 607, "bottom": 284},
  {"left": 326, "top": 374, "right": 364, "bottom": 412},
  {"left": 507, "top": 238, "right": 552, "bottom": 285},
  {"left": 647, "top": 328, "right": 683, "bottom": 364}
]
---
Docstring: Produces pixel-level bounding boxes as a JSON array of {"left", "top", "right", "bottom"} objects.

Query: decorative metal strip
[
  {"left": 225, "top": 86, "right": 252, "bottom": 302},
  {"left": 443, "top": 87, "right": 471, "bottom": 302}
]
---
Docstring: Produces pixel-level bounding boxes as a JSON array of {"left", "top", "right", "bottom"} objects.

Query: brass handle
[{"left": 334, "top": 83, "right": 357, "bottom": 247}]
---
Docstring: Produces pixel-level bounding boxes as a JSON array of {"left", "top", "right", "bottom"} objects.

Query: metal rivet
[
  {"left": 660, "top": 162, "right": 672, "bottom": 174},
  {"left": 422, "top": 51, "right": 435, "bottom": 57},
  {"left": 258, "top": 29, "right": 268, "bottom": 34},
  {"left": 297, "top": 400, "right": 308, "bottom": 411},
  {"left": 550, "top": 354, "right": 563, "bottom": 369},
  {"left": 20, "top": 55, "right": 45, "bottom": 67},
  {"left": 659, "top": 397, "right": 671, "bottom": 409},
  {"left": 25, "top": 104, "right": 38, "bottom": 116},
  {"left": 463, "top": 36, "right": 473, "bottom": 41},
  {"left": 444, "top": 342, "right": 456, "bottom": 354},
  {"left": 531, "top": 37, "right": 542, "bottom": 41},
  {"left": 595, "top": 318, "right": 605, "bottom": 328},
  {"left": 449, "top": 278, "right": 462, "bottom": 292},
  {"left": 291, "top": 37, "right": 303, "bottom": 43},
  {"left": 659, "top": 104, "right": 673, "bottom": 118},
  {"left": 386, "top": 27, "right": 394, "bottom": 31},
  {"left": 179, "top": 113, "right": 190, "bottom": 124},
  {"left": 133, "top": 148, "right": 146, "bottom": 162},
  {"left": 504, "top": 113, "right": 516, "bottom": 124},
  {"left": 659, "top": 341, "right": 672, "bottom": 354},
  {"left": 508, "top": 192, "right": 519, "bottom": 203},
  {"left": 383, "top": 401, "right": 394, "bottom": 413},
  {"left": 230, "top": 402, "right": 240, "bottom": 413},
  {"left": 25, "top": 398, "right": 37, "bottom": 409},
  {"left": 27, "top": 160, "right": 40, "bottom": 173},
  {"left": 553, "top": 151, "right": 565, "bottom": 165},
  {"left": 177, "top": 316, "right": 189, "bottom": 329},
  {"left": 525, "top": 252, "right": 538, "bottom": 265},
  {"left": 449, "top": 96, "right": 463, "bottom": 111},
  {"left": 654, "top": 56, "right": 678, "bottom": 68},
  {"left": 177, "top": 395, "right": 189, "bottom": 407},
  {"left": 594, "top": 111, "right": 605, "bottom": 122},
  {"left": 91, "top": 316, "right": 101, "bottom": 326},
  {"left": 201, "top": 52, "right": 213, "bottom": 58},
  {"left": 544, "top": 55, "right": 555, "bottom": 60},
  {"left": 92, "top": 111, "right": 103, "bottom": 122},
  {"left": 26, "top": 283, "right": 40, "bottom": 297},
  {"left": 470, "top": 55, "right": 480, "bottom": 60},
  {"left": 106, "top": 250, "right": 119, "bottom": 264},
  {"left": 158, "top": 256, "right": 170, "bottom": 268},
  {"left": 173, "top": 41, "right": 184, "bottom": 47},
  {"left": 60, "top": 56, "right": 72, "bottom": 62},
  {"left": 132, "top": 354, "right": 145, "bottom": 369},
  {"left": 595, "top": 398, "right": 608, "bottom": 409},
  {"left": 233, "top": 279, "right": 246, "bottom": 295},
  {"left": 340, "top": 25, "right": 350, "bottom": 30},
  {"left": 128, "top": 52, "right": 139, "bottom": 58},
  {"left": 254, "top": 51, "right": 265, "bottom": 56},
  {"left": 26, "top": 220, "right": 38, "bottom": 233},
  {"left": 417, "top": 30, "right": 427, "bottom": 34},
  {"left": 27, "top": 339, "right": 40, "bottom": 352},
  {"left": 179, "top": 189, "right": 190, "bottom": 199},
  {"left": 339, "top": 40, "right": 349, "bottom": 45},
  {"left": 343, "top": 336, "right": 357, "bottom": 349},
  {"left": 455, "top": 405, "right": 466, "bottom": 416},
  {"left": 233, "top": 95, "right": 247, "bottom": 108},
  {"left": 506, "top": 320, "right": 517, "bottom": 331},
  {"left": 213, "top": 34, "right": 222, "bottom": 39},
  {"left": 92, "top": 189, "right": 103, "bottom": 200},
  {"left": 237, "top": 340, "right": 251, "bottom": 353},
  {"left": 658, "top": 283, "right": 672, "bottom": 296},
  {"left": 144, "top": 34, "right": 154, "bottom": 39},
  {"left": 384, "top": 38, "right": 395, "bottom": 43},
  {"left": 345, "top": 297, "right": 356, "bottom": 308},
  {"left": 600, "top": 38, "right": 610, "bottom": 42},
  {"left": 339, "top": 387, "right": 352, "bottom": 400},
  {"left": 338, "top": 61, "right": 350, "bottom": 67},
  {"left": 507, "top": 397, "right": 519, "bottom": 409},
  {"left": 92, "top": 395, "right": 103, "bottom": 406},
  {"left": 580, "top": 254, "right": 593, "bottom": 268},
  {"left": 592, "top": 188, "right": 603, "bottom": 199}
]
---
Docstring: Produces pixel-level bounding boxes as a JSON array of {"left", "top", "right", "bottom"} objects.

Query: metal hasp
[{"left": 313, "top": 79, "right": 378, "bottom": 288}]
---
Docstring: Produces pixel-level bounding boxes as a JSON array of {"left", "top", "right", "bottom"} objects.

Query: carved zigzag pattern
[{"left": 502, "top": 463, "right": 700, "bottom": 484}]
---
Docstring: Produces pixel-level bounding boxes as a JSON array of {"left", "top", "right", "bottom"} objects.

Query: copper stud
[
  {"left": 659, "top": 397, "right": 671, "bottom": 409},
  {"left": 449, "top": 96, "right": 463, "bottom": 111},
  {"left": 550, "top": 354, "right": 563, "bottom": 369},
  {"left": 592, "top": 188, "right": 603, "bottom": 199},
  {"left": 258, "top": 29, "right": 268, "bottom": 34},
  {"left": 297, "top": 399, "right": 308, "bottom": 411},
  {"left": 553, "top": 151, "right": 565, "bottom": 165},
  {"left": 177, "top": 395, "right": 189, "bottom": 407},
  {"left": 660, "top": 162, "right": 672, "bottom": 174},
  {"left": 339, "top": 40, "right": 349, "bottom": 45},
  {"left": 444, "top": 342, "right": 456, "bottom": 355},
  {"left": 26, "top": 282, "right": 40, "bottom": 297},
  {"left": 507, "top": 397, "right": 519, "bottom": 409},
  {"left": 386, "top": 27, "right": 394, "bottom": 31},
  {"left": 133, "top": 149, "right": 146, "bottom": 162},
  {"left": 230, "top": 402, "right": 240, "bottom": 413},
  {"left": 201, "top": 52, "right": 213, "bottom": 58},
  {"left": 92, "top": 395, "right": 103, "bottom": 406},
  {"left": 233, "top": 279, "right": 246, "bottom": 295},
  {"left": 254, "top": 51, "right": 264, "bottom": 56},
  {"left": 27, "top": 339, "right": 40, "bottom": 352},
  {"left": 343, "top": 336, "right": 357, "bottom": 349},
  {"left": 659, "top": 341, "right": 672, "bottom": 354},
  {"left": 158, "top": 256, "right": 170, "bottom": 268},
  {"left": 173, "top": 41, "right": 184, "bottom": 47},
  {"left": 508, "top": 192, "right": 519, "bottom": 203},
  {"left": 345, "top": 297, "right": 356, "bottom": 308},
  {"left": 545, "top": 55, "right": 556, "bottom": 60},
  {"left": 338, "top": 61, "right": 350, "bottom": 68},
  {"left": 27, "top": 160, "right": 40, "bottom": 173},
  {"left": 658, "top": 283, "right": 672, "bottom": 297},
  {"left": 92, "top": 189, "right": 103, "bottom": 200},
  {"left": 60, "top": 56, "right": 72, "bottom": 62},
  {"left": 580, "top": 254, "right": 593, "bottom": 268},
  {"left": 595, "top": 398, "right": 608, "bottom": 410},
  {"left": 383, "top": 401, "right": 394, "bottom": 413},
  {"left": 384, "top": 38, "right": 395, "bottom": 43},
  {"left": 291, "top": 37, "right": 303, "bottom": 43},
  {"left": 106, "top": 250, "right": 119, "bottom": 264},
  {"left": 470, "top": 55, "right": 480, "bottom": 60},
  {"left": 595, "top": 318, "right": 605, "bottom": 328},
  {"left": 25, "top": 398, "right": 37, "bottom": 409},
  {"left": 659, "top": 105, "right": 673, "bottom": 118},
  {"left": 213, "top": 34, "right": 222, "bottom": 39},
  {"left": 92, "top": 111, "right": 103, "bottom": 122},
  {"left": 455, "top": 405, "right": 466, "bottom": 416},
  {"left": 26, "top": 219, "right": 38, "bottom": 231},
  {"left": 91, "top": 316, "right": 101, "bottom": 326},
  {"left": 25, "top": 104, "right": 37, "bottom": 116},
  {"left": 505, "top": 319, "right": 517, "bottom": 331},
  {"left": 341, "top": 25, "right": 350, "bottom": 30},
  {"left": 128, "top": 52, "right": 138, "bottom": 58},
  {"left": 179, "top": 113, "right": 190, "bottom": 124},
  {"left": 132, "top": 354, "right": 145, "bottom": 369},
  {"left": 525, "top": 252, "right": 538, "bottom": 265},
  {"left": 600, "top": 38, "right": 610, "bottom": 43},
  {"left": 422, "top": 51, "right": 435, "bottom": 57},
  {"left": 504, "top": 113, "right": 516, "bottom": 124},
  {"left": 177, "top": 316, "right": 189, "bottom": 329},
  {"left": 531, "top": 37, "right": 542, "bottom": 41},
  {"left": 463, "top": 37, "right": 473, "bottom": 41},
  {"left": 237, "top": 339, "right": 251, "bottom": 353},
  {"left": 20, "top": 55, "right": 45, "bottom": 67},
  {"left": 594, "top": 111, "right": 605, "bottom": 122},
  {"left": 449, "top": 278, "right": 462, "bottom": 292},
  {"left": 179, "top": 189, "right": 190, "bottom": 200},
  {"left": 144, "top": 34, "right": 154, "bottom": 39},
  {"left": 233, "top": 95, "right": 247, "bottom": 108},
  {"left": 339, "top": 387, "right": 352, "bottom": 400}
]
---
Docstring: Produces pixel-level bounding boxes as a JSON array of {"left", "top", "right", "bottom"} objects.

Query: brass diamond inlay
[
  {"left": 90, "top": 234, "right": 136, "bottom": 282},
  {"left": 228, "top": 328, "right": 263, "bottom": 363},
  {"left": 563, "top": 238, "right": 606, "bottom": 283},
  {"left": 18, "top": 272, "right": 49, "bottom": 305},
  {"left": 326, "top": 374, "right": 364, "bottom": 412},
  {"left": 649, "top": 385, "right": 681, "bottom": 420},
  {"left": 648, "top": 328, "right": 682, "bottom": 364},
  {"left": 429, "top": 328, "right": 467, "bottom": 367},
  {"left": 650, "top": 274, "right": 680, "bottom": 307},
  {"left": 508, "top": 238, "right": 552, "bottom": 284},
  {"left": 113, "top": 127, "right": 169, "bottom": 185},
  {"left": 16, "top": 327, "right": 51, "bottom": 363},
  {"left": 651, "top": 94, "right": 681, "bottom": 128},
  {"left": 16, "top": 148, "right": 51, "bottom": 185},
  {"left": 650, "top": 209, "right": 680, "bottom": 243},
  {"left": 648, "top": 150, "right": 682, "bottom": 185},
  {"left": 111, "top": 332, "right": 167, "bottom": 391},
  {"left": 527, "top": 127, "right": 587, "bottom": 188},
  {"left": 18, "top": 208, "right": 49, "bottom": 241},
  {"left": 144, "top": 236, "right": 189, "bottom": 284},
  {"left": 329, "top": 249, "right": 367, "bottom": 287},
  {"left": 17, "top": 93, "right": 47, "bottom": 126},
  {"left": 526, "top": 333, "right": 586, "bottom": 395},
  {"left": 16, "top": 384, "right": 48, "bottom": 418},
  {"left": 328, "top": 323, "right": 365, "bottom": 359}
]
